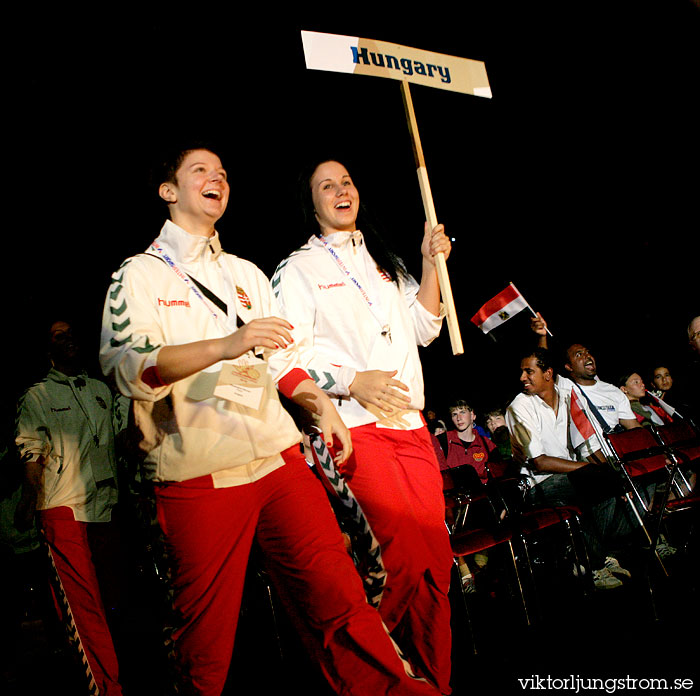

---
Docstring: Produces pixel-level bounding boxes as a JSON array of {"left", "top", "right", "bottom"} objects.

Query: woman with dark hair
[
  {"left": 272, "top": 159, "right": 453, "bottom": 694},
  {"left": 618, "top": 372, "right": 673, "bottom": 427},
  {"left": 650, "top": 365, "right": 675, "bottom": 405}
]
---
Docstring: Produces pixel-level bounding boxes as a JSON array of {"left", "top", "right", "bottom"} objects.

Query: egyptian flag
[
  {"left": 570, "top": 387, "right": 595, "bottom": 441},
  {"left": 470, "top": 284, "right": 528, "bottom": 333}
]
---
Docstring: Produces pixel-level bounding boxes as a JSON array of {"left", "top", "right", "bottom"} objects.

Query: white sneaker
[
  {"left": 593, "top": 567, "right": 623, "bottom": 590},
  {"left": 572, "top": 563, "right": 587, "bottom": 577},
  {"left": 458, "top": 560, "right": 476, "bottom": 593},
  {"left": 656, "top": 542, "right": 677, "bottom": 558},
  {"left": 460, "top": 570, "right": 476, "bottom": 593},
  {"left": 604, "top": 557, "right": 631, "bottom": 579},
  {"left": 474, "top": 552, "right": 488, "bottom": 569}
]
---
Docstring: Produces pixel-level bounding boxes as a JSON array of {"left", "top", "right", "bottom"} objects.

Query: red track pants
[
  {"left": 337, "top": 424, "right": 453, "bottom": 694},
  {"left": 39, "top": 507, "right": 123, "bottom": 696},
  {"left": 154, "top": 445, "right": 441, "bottom": 696}
]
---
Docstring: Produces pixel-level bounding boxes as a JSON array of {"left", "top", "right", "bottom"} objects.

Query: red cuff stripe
[
  {"left": 142, "top": 365, "right": 167, "bottom": 389},
  {"left": 278, "top": 368, "right": 312, "bottom": 399}
]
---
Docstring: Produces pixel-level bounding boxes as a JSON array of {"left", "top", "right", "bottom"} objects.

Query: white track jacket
[
  {"left": 99, "top": 221, "right": 304, "bottom": 484},
  {"left": 272, "top": 231, "right": 443, "bottom": 430}
]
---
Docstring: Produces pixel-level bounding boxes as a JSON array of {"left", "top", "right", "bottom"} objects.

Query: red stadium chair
[
  {"left": 449, "top": 518, "right": 532, "bottom": 655},
  {"left": 516, "top": 504, "right": 594, "bottom": 602},
  {"left": 652, "top": 422, "right": 700, "bottom": 494},
  {"left": 605, "top": 427, "right": 673, "bottom": 513},
  {"left": 606, "top": 426, "right": 699, "bottom": 575}
]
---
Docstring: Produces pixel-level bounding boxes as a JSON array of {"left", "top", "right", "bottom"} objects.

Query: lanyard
[
  {"left": 317, "top": 234, "right": 392, "bottom": 341},
  {"left": 66, "top": 376, "right": 100, "bottom": 447},
  {"left": 150, "top": 241, "right": 232, "bottom": 334}
]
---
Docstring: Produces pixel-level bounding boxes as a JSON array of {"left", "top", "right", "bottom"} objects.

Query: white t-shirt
[
  {"left": 506, "top": 386, "right": 574, "bottom": 487},
  {"left": 556, "top": 375, "right": 635, "bottom": 457}
]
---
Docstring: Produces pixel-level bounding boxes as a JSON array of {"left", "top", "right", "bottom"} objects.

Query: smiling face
[
  {"left": 565, "top": 344, "right": 597, "bottom": 382},
  {"left": 519, "top": 356, "right": 551, "bottom": 397},
  {"left": 159, "top": 149, "right": 229, "bottom": 236},
  {"left": 309, "top": 161, "right": 359, "bottom": 235},
  {"left": 652, "top": 366, "right": 673, "bottom": 393}
]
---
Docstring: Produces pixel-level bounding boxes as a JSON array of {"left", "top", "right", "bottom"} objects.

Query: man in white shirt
[
  {"left": 506, "top": 348, "right": 633, "bottom": 590},
  {"left": 530, "top": 314, "right": 640, "bottom": 460},
  {"left": 559, "top": 344, "right": 640, "bottom": 460}
]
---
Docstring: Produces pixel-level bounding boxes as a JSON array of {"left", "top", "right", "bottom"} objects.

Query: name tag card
[
  {"left": 89, "top": 442, "right": 115, "bottom": 483},
  {"left": 214, "top": 360, "right": 268, "bottom": 410}
]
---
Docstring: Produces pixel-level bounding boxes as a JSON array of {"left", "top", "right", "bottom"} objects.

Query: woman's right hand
[
  {"left": 157, "top": 317, "right": 295, "bottom": 385},
  {"left": 220, "top": 317, "right": 294, "bottom": 360}
]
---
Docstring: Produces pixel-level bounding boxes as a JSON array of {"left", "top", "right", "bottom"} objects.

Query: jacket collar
[
  {"left": 156, "top": 219, "right": 223, "bottom": 264},
  {"left": 311, "top": 229, "right": 364, "bottom": 250},
  {"left": 447, "top": 429, "right": 478, "bottom": 447},
  {"left": 47, "top": 367, "right": 88, "bottom": 386}
]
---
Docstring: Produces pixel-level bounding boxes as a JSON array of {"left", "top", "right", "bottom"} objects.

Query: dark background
[{"left": 7, "top": 1, "right": 699, "bottom": 425}]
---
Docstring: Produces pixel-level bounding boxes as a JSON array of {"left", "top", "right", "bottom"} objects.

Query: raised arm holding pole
[
  {"left": 401, "top": 80, "right": 462, "bottom": 355},
  {"left": 301, "top": 30, "right": 493, "bottom": 356}
]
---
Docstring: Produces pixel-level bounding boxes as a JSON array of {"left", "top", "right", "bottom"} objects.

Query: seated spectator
[
  {"left": 433, "top": 419, "right": 448, "bottom": 435},
  {"left": 506, "top": 348, "right": 634, "bottom": 590},
  {"left": 425, "top": 408, "right": 448, "bottom": 456},
  {"left": 618, "top": 373, "right": 672, "bottom": 427},
  {"left": 431, "top": 401, "right": 506, "bottom": 592},
  {"left": 530, "top": 313, "right": 641, "bottom": 462},
  {"left": 485, "top": 408, "right": 513, "bottom": 461},
  {"left": 432, "top": 400, "right": 508, "bottom": 493},
  {"left": 424, "top": 408, "right": 446, "bottom": 435},
  {"left": 651, "top": 365, "right": 674, "bottom": 403},
  {"left": 666, "top": 315, "right": 700, "bottom": 425}
]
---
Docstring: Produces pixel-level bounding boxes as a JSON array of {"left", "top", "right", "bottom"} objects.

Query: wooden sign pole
[{"left": 401, "top": 81, "right": 463, "bottom": 355}]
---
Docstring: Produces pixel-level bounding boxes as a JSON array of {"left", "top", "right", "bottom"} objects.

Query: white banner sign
[{"left": 301, "top": 30, "right": 491, "bottom": 98}]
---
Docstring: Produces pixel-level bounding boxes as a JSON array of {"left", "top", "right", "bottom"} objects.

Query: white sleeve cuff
[{"left": 336, "top": 366, "right": 357, "bottom": 397}]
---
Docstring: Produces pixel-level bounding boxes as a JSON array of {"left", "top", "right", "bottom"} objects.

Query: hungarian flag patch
[{"left": 236, "top": 286, "right": 252, "bottom": 310}]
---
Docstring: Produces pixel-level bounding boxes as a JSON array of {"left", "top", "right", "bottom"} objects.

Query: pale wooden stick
[{"left": 400, "top": 81, "right": 464, "bottom": 356}]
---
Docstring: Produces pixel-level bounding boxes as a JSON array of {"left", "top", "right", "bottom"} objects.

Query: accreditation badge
[
  {"left": 214, "top": 356, "right": 268, "bottom": 410},
  {"left": 88, "top": 442, "right": 116, "bottom": 483}
]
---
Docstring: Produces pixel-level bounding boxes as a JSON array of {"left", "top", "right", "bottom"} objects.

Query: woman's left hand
[{"left": 421, "top": 223, "right": 451, "bottom": 264}]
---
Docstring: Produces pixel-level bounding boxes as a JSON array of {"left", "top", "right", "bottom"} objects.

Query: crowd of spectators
[
  {"left": 1, "top": 302, "right": 697, "bottom": 693},
  {"left": 425, "top": 313, "right": 699, "bottom": 593}
]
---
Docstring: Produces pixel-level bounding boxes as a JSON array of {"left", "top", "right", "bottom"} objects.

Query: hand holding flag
[
  {"left": 470, "top": 283, "right": 529, "bottom": 334},
  {"left": 645, "top": 391, "right": 676, "bottom": 422}
]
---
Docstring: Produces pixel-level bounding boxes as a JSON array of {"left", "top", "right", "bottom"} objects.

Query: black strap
[
  {"left": 144, "top": 251, "right": 244, "bottom": 328},
  {"left": 188, "top": 275, "right": 247, "bottom": 329},
  {"left": 187, "top": 275, "right": 227, "bottom": 315},
  {"left": 574, "top": 383, "right": 612, "bottom": 433}
]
